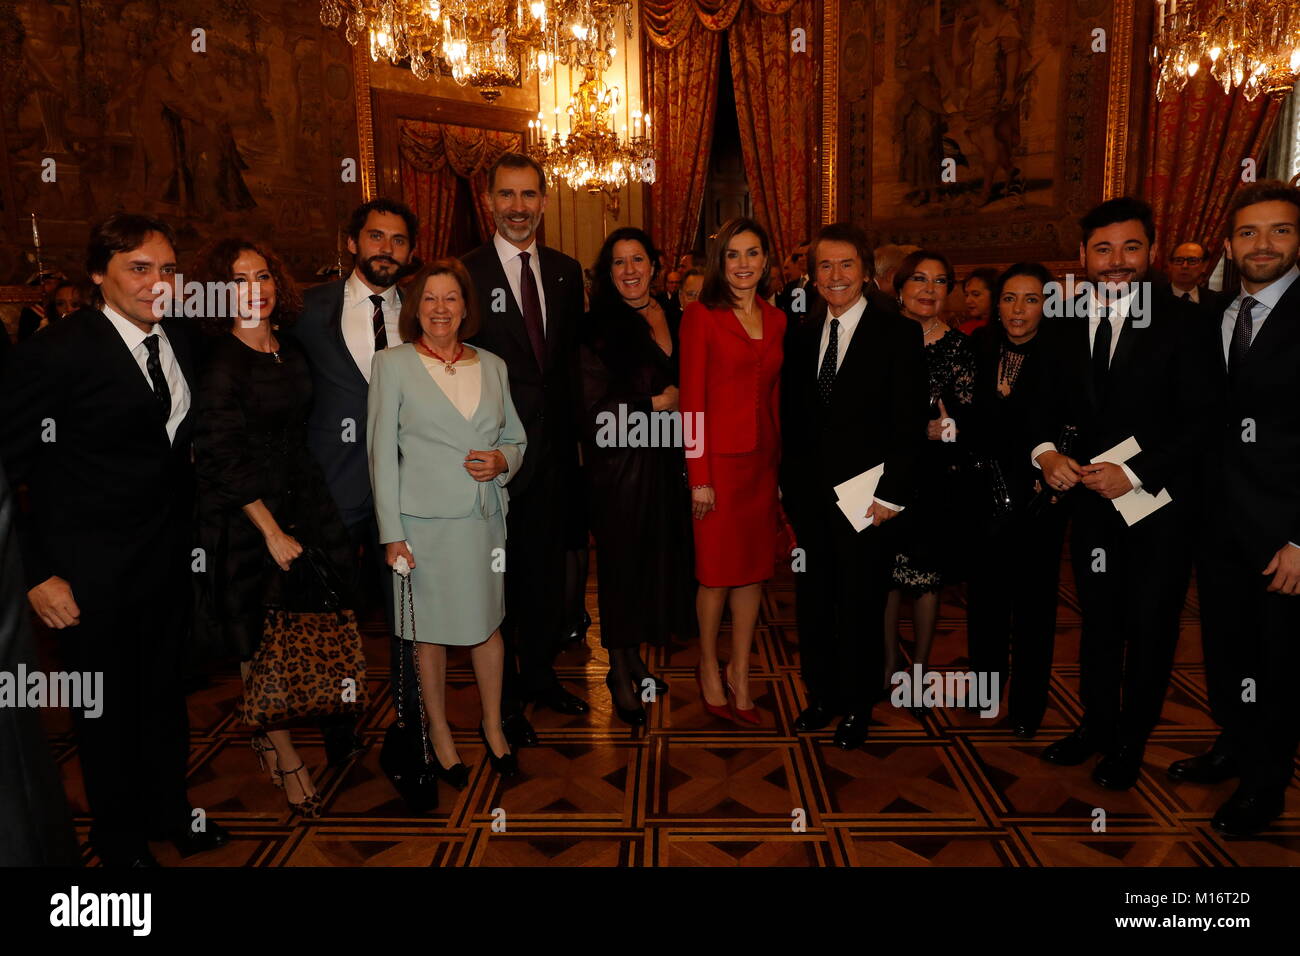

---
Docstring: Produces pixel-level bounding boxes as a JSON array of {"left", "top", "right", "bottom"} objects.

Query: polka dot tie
[
  {"left": 817, "top": 318, "right": 839, "bottom": 406},
  {"left": 1229, "top": 295, "right": 1257, "bottom": 371}
]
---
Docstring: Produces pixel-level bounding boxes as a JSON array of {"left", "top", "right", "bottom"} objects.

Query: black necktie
[
  {"left": 1229, "top": 295, "right": 1257, "bottom": 370},
  {"left": 1180, "top": 291, "right": 1191, "bottom": 302},
  {"left": 142, "top": 335, "right": 171, "bottom": 418},
  {"left": 519, "top": 251, "right": 546, "bottom": 369},
  {"left": 1091, "top": 311, "right": 1112, "bottom": 398},
  {"left": 817, "top": 318, "right": 839, "bottom": 406},
  {"left": 370, "top": 294, "right": 386, "bottom": 355}
]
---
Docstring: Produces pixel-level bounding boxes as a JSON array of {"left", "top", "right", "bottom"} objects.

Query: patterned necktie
[
  {"left": 1229, "top": 296, "right": 1257, "bottom": 370},
  {"left": 519, "top": 251, "right": 546, "bottom": 369},
  {"left": 817, "top": 318, "right": 839, "bottom": 406},
  {"left": 142, "top": 335, "right": 171, "bottom": 418},
  {"left": 370, "top": 294, "right": 386, "bottom": 355},
  {"left": 1091, "top": 311, "right": 1112, "bottom": 398}
]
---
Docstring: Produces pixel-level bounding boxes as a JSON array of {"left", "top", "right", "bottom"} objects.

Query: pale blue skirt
[{"left": 394, "top": 511, "right": 506, "bottom": 646}]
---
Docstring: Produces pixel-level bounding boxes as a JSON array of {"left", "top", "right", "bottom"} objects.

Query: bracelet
[{"left": 690, "top": 484, "right": 711, "bottom": 490}]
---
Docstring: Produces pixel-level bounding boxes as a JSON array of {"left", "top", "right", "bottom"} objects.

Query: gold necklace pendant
[{"left": 444, "top": 363, "right": 456, "bottom": 375}]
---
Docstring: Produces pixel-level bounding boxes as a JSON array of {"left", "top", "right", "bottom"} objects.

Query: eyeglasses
[{"left": 1169, "top": 256, "right": 1204, "bottom": 266}]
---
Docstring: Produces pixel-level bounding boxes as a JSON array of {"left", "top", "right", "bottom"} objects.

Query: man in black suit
[
  {"left": 1165, "top": 241, "right": 1212, "bottom": 305},
  {"left": 462, "top": 153, "right": 588, "bottom": 746},
  {"left": 1029, "top": 197, "right": 1214, "bottom": 789},
  {"left": 1171, "top": 181, "right": 1300, "bottom": 835},
  {"left": 780, "top": 222, "right": 929, "bottom": 749},
  {"left": 0, "top": 213, "right": 229, "bottom": 866},
  {"left": 294, "top": 198, "right": 419, "bottom": 738}
]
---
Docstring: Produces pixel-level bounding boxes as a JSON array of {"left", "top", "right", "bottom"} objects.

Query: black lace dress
[{"left": 890, "top": 327, "right": 977, "bottom": 595}]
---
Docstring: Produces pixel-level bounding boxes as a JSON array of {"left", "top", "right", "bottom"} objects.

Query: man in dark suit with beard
[
  {"left": 462, "top": 153, "right": 588, "bottom": 747},
  {"left": 1028, "top": 197, "right": 1216, "bottom": 790},
  {"left": 0, "top": 213, "right": 229, "bottom": 866},
  {"left": 780, "top": 222, "right": 929, "bottom": 749},
  {"left": 1170, "top": 181, "right": 1300, "bottom": 835},
  {"left": 294, "top": 198, "right": 420, "bottom": 748}
]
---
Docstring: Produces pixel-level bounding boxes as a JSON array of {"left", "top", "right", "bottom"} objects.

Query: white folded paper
[
  {"left": 833, "top": 463, "right": 885, "bottom": 532},
  {"left": 1090, "top": 436, "right": 1170, "bottom": 526}
]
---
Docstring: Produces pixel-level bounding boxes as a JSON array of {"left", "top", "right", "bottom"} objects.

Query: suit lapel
[
  {"left": 326, "top": 280, "right": 369, "bottom": 387},
  {"left": 89, "top": 311, "right": 170, "bottom": 438},
  {"left": 540, "top": 247, "right": 565, "bottom": 371},
  {"left": 482, "top": 243, "right": 537, "bottom": 371},
  {"left": 1242, "top": 276, "right": 1300, "bottom": 364}
]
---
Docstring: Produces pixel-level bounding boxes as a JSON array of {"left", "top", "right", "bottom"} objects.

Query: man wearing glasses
[{"left": 1167, "top": 242, "right": 1210, "bottom": 303}]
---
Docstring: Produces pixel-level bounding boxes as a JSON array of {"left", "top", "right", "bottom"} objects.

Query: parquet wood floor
[{"left": 39, "top": 548, "right": 1299, "bottom": 867}]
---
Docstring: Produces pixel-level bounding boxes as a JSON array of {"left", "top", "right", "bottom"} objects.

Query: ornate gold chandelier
[
  {"left": 1153, "top": 0, "right": 1300, "bottom": 101},
  {"left": 527, "top": 70, "right": 655, "bottom": 207},
  {"left": 320, "top": 0, "right": 635, "bottom": 103}
]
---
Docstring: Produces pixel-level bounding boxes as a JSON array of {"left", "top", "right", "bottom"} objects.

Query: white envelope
[
  {"left": 1089, "top": 437, "right": 1171, "bottom": 527},
  {"left": 833, "top": 463, "right": 885, "bottom": 532}
]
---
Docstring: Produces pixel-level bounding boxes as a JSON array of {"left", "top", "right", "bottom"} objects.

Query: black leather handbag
[{"left": 378, "top": 573, "right": 439, "bottom": 812}]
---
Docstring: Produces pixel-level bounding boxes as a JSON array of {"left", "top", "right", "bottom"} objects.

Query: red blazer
[{"left": 679, "top": 299, "right": 786, "bottom": 487}]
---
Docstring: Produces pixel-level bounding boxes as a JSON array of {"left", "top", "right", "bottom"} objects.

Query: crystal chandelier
[
  {"left": 320, "top": 0, "right": 635, "bottom": 104},
  {"left": 1153, "top": 0, "right": 1300, "bottom": 101},
  {"left": 527, "top": 70, "right": 655, "bottom": 206}
]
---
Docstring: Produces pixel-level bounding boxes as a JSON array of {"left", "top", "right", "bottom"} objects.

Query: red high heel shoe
[
  {"left": 725, "top": 671, "right": 762, "bottom": 726},
  {"left": 696, "top": 666, "right": 733, "bottom": 722}
]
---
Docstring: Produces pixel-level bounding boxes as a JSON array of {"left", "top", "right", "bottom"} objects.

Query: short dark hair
[
  {"left": 590, "top": 227, "right": 661, "bottom": 311},
  {"left": 1225, "top": 180, "right": 1300, "bottom": 233},
  {"left": 397, "top": 258, "right": 480, "bottom": 344},
  {"left": 86, "top": 213, "right": 176, "bottom": 276},
  {"left": 992, "top": 261, "right": 1054, "bottom": 307},
  {"left": 700, "top": 217, "right": 771, "bottom": 309},
  {"left": 487, "top": 152, "right": 547, "bottom": 196},
  {"left": 1079, "top": 196, "right": 1156, "bottom": 245},
  {"left": 893, "top": 249, "right": 955, "bottom": 295},
  {"left": 682, "top": 267, "right": 704, "bottom": 281},
  {"left": 808, "top": 222, "right": 875, "bottom": 279},
  {"left": 189, "top": 237, "right": 302, "bottom": 334},
  {"left": 347, "top": 198, "right": 419, "bottom": 246}
]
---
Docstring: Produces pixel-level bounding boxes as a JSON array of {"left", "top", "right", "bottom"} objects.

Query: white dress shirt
[
  {"left": 1030, "top": 285, "right": 1140, "bottom": 490},
  {"left": 343, "top": 271, "right": 401, "bottom": 383},
  {"left": 494, "top": 231, "right": 548, "bottom": 332},
  {"left": 816, "top": 293, "right": 904, "bottom": 513},
  {"left": 103, "top": 304, "right": 190, "bottom": 444},
  {"left": 1220, "top": 263, "right": 1299, "bottom": 362},
  {"left": 1170, "top": 284, "right": 1200, "bottom": 304}
]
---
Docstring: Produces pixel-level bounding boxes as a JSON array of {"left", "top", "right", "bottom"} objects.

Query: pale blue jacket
[{"left": 367, "top": 344, "right": 526, "bottom": 544}]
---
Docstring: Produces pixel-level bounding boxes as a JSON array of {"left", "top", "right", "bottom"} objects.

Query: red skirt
[{"left": 691, "top": 449, "right": 780, "bottom": 587}]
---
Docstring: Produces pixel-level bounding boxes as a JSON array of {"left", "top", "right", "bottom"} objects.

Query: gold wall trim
[
  {"left": 820, "top": 0, "right": 839, "bottom": 224},
  {"left": 1103, "top": 0, "right": 1135, "bottom": 200},
  {"left": 353, "top": 44, "right": 378, "bottom": 201}
]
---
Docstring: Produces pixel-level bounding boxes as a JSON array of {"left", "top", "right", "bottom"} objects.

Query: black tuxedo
[
  {"left": 0, "top": 307, "right": 201, "bottom": 862},
  {"left": 1196, "top": 277, "right": 1300, "bottom": 797},
  {"left": 780, "top": 297, "right": 928, "bottom": 713},
  {"left": 462, "top": 238, "right": 585, "bottom": 704},
  {"left": 1025, "top": 289, "right": 1216, "bottom": 750}
]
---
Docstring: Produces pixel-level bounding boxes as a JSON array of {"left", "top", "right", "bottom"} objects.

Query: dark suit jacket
[
  {"left": 780, "top": 297, "right": 929, "bottom": 519},
  {"left": 0, "top": 308, "right": 200, "bottom": 610},
  {"left": 1024, "top": 289, "right": 1215, "bottom": 511},
  {"left": 1201, "top": 281, "right": 1300, "bottom": 569},
  {"left": 292, "top": 278, "right": 403, "bottom": 528},
  {"left": 461, "top": 239, "right": 584, "bottom": 499}
]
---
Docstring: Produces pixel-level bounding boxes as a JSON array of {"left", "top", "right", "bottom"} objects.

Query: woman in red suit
[{"left": 680, "top": 217, "right": 786, "bottom": 725}]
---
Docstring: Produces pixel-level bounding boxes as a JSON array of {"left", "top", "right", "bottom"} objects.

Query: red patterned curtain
[
  {"left": 398, "top": 121, "right": 522, "bottom": 258},
  {"left": 1143, "top": 71, "right": 1284, "bottom": 265},
  {"left": 729, "top": 0, "right": 814, "bottom": 270},
  {"left": 642, "top": 0, "right": 810, "bottom": 268}
]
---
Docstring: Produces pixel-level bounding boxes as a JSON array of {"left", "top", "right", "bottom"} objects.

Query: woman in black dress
[
  {"left": 883, "top": 250, "right": 977, "bottom": 713},
  {"left": 192, "top": 238, "right": 355, "bottom": 816},
  {"left": 580, "top": 227, "right": 695, "bottom": 726},
  {"left": 965, "top": 262, "right": 1067, "bottom": 737}
]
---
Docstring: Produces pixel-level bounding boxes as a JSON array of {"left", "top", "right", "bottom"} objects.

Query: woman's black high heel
[
  {"left": 430, "top": 749, "right": 470, "bottom": 789},
  {"left": 605, "top": 672, "right": 647, "bottom": 726},
  {"left": 478, "top": 724, "right": 519, "bottom": 778}
]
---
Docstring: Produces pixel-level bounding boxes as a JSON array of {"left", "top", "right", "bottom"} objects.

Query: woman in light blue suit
[{"left": 368, "top": 258, "right": 526, "bottom": 780}]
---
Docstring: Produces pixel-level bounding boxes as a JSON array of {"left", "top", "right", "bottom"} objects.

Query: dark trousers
[
  {"left": 502, "top": 469, "right": 570, "bottom": 709},
  {"left": 1070, "top": 499, "right": 1191, "bottom": 749},
  {"left": 347, "top": 516, "right": 418, "bottom": 716},
  {"left": 1197, "top": 546, "right": 1300, "bottom": 797},
  {"left": 59, "top": 592, "right": 192, "bottom": 861},
  {"left": 967, "top": 506, "right": 1067, "bottom": 726},
  {"left": 790, "top": 499, "right": 887, "bottom": 714}
]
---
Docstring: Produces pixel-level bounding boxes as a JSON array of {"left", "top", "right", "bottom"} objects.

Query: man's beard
[
  {"left": 494, "top": 209, "right": 540, "bottom": 243},
  {"left": 358, "top": 254, "right": 401, "bottom": 288},
  {"left": 1237, "top": 251, "right": 1295, "bottom": 286}
]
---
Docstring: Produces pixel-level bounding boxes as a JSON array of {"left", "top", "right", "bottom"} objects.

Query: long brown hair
[
  {"left": 397, "top": 258, "right": 481, "bottom": 344},
  {"left": 699, "top": 217, "right": 771, "bottom": 310}
]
